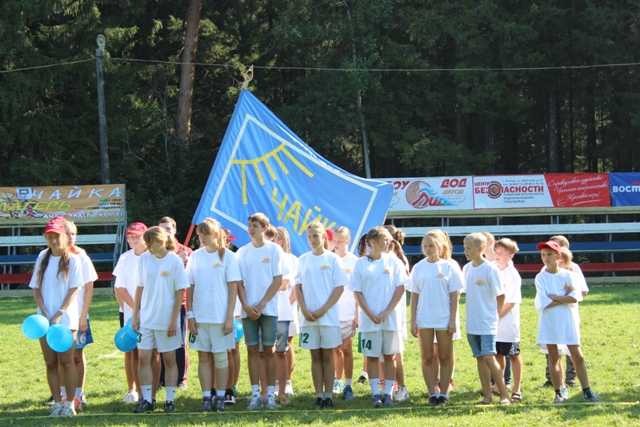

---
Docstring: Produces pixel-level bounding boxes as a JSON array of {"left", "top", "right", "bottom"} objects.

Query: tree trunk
[
  {"left": 548, "top": 90, "right": 557, "bottom": 172},
  {"left": 586, "top": 84, "right": 597, "bottom": 172},
  {"left": 176, "top": 0, "right": 202, "bottom": 152}
]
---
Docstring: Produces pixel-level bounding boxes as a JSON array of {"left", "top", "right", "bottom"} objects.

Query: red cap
[
  {"left": 49, "top": 216, "right": 66, "bottom": 223},
  {"left": 326, "top": 229, "right": 334, "bottom": 241},
  {"left": 44, "top": 221, "right": 66, "bottom": 235},
  {"left": 126, "top": 222, "right": 148, "bottom": 236},
  {"left": 536, "top": 240, "right": 562, "bottom": 256}
]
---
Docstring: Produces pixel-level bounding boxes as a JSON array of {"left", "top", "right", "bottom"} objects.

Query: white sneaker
[
  {"left": 333, "top": 380, "right": 344, "bottom": 394},
  {"left": 122, "top": 390, "right": 139, "bottom": 403},
  {"left": 285, "top": 380, "right": 294, "bottom": 396},
  {"left": 49, "top": 402, "right": 63, "bottom": 416},
  {"left": 394, "top": 385, "right": 410, "bottom": 402},
  {"left": 59, "top": 403, "right": 76, "bottom": 416},
  {"left": 560, "top": 386, "right": 569, "bottom": 399},
  {"left": 247, "top": 395, "right": 263, "bottom": 410},
  {"left": 264, "top": 394, "right": 277, "bottom": 410}
]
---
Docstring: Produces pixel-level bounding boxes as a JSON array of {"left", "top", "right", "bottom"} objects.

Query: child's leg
[
  {"left": 232, "top": 342, "right": 241, "bottom": 385},
  {"left": 138, "top": 349, "right": 154, "bottom": 401},
  {"left": 334, "top": 346, "right": 344, "bottom": 382},
  {"left": 493, "top": 354, "right": 505, "bottom": 392},
  {"left": 321, "top": 348, "right": 336, "bottom": 396},
  {"left": 286, "top": 337, "right": 295, "bottom": 381},
  {"left": 567, "top": 345, "right": 590, "bottom": 389},
  {"left": 434, "top": 330, "right": 454, "bottom": 396},
  {"left": 276, "top": 351, "right": 288, "bottom": 401},
  {"left": 432, "top": 343, "right": 440, "bottom": 387},
  {"left": 395, "top": 352, "right": 405, "bottom": 386},
  {"left": 151, "top": 349, "right": 161, "bottom": 399},
  {"left": 382, "top": 353, "right": 397, "bottom": 396},
  {"left": 547, "top": 345, "right": 564, "bottom": 390},
  {"left": 342, "top": 336, "right": 354, "bottom": 384},
  {"left": 40, "top": 337, "right": 62, "bottom": 401},
  {"left": 418, "top": 329, "right": 437, "bottom": 395},
  {"left": 198, "top": 351, "right": 213, "bottom": 393},
  {"left": 366, "top": 356, "right": 379, "bottom": 394},
  {"left": 479, "top": 355, "right": 509, "bottom": 402},
  {"left": 510, "top": 354, "right": 522, "bottom": 394},
  {"left": 258, "top": 352, "right": 267, "bottom": 398},
  {"left": 212, "top": 351, "right": 229, "bottom": 397},
  {"left": 226, "top": 349, "right": 234, "bottom": 389},
  {"left": 310, "top": 349, "right": 324, "bottom": 395},
  {"left": 124, "top": 350, "right": 135, "bottom": 391},
  {"left": 162, "top": 350, "right": 178, "bottom": 403},
  {"left": 132, "top": 348, "right": 142, "bottom": 395},
  {"left": 59, "top": 333, "right": 78, "bottom": 403}
]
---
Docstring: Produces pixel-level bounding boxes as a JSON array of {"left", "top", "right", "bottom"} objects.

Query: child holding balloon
[
  {"left": 131, "top": 226, "right": 190, "bottom": 413},
  {"left": 29, "top": 219, "right": 84, "bottom": 416},
  {"left": 186, "top": 218, "right": 240, "bottom": 412}
]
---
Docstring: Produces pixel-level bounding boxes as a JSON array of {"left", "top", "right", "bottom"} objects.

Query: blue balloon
[
  {"left": 22, "top": 314, "right": 50, "bottom": 340},
  {"left": 124, "top": 317, "right": 139, "bottom": 339},
  {"left": 234, "top": 319, "right": 244, "bottom": 343},
  {"left": 46, "top": 324, "right": 74, "bottom": 353},
  {"left": 114, "top": 327, "right": 138, "bottom": 352}
]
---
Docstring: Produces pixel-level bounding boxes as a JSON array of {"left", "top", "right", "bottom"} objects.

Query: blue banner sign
[{"left": 610, "top": 172, "right": 640, "bottom": 206}]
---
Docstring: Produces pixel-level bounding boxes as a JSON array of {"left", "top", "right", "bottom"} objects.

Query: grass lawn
[{"left": 0, "top": 284, "right": 639, "bottom": 426}]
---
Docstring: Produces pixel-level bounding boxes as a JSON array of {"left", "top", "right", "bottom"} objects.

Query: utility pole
[{"left": 96, "top": 34, "right": 110, "bottom": 184}]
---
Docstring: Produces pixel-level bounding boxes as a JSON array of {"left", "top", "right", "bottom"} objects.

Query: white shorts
[
  {"left": 300, "top": 325, "right": 342, "bottom": 350},
  {"left": 360, "top": 330, "right": 402, "bottom": 357},
  {"left": 289, "top": 317, "right": 300, "bottom": 337},
  {"left": 340, "top": 320, "right": 356, "bottom": 341},
  {"left": 190, "top": 323, "right": 234, "bottom": 353},
  {"left": 138, "top": 327, "right": 183, "bottom": 353}
]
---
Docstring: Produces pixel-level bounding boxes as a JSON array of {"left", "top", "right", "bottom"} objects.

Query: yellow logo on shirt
[
  {"left": 161, "top": 271, "right": 170, "bottom": 277},
  {"left": 213, "top": 263, "right": 222, "bottom": 268},
  {"left": 346, "top": 268, "right": 351, "bottom": 273},
  {"left": 320, "top": 265, "right": 330, "bottom": 270},
  {"left": 262, "top": 258, "right": 271, "bottom": 263},
  {"left": 503, "top": 282, "right": 507, "bottom": 288},
  {"left": 383, "top": 269, "right": 390, "bottom": 274},
  {"left": 436, "top": 273, "right": 444, "bottom": 278},
  {"left": 476, "top": 280, "right": 485, "bottom": 285}
]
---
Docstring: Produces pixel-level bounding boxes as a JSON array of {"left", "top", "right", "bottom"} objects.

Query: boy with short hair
[
  {"left": 236, "top": 213, "right": 283, "bottom": 410},
  {"left": 462, "top": 232, "right": 510, "bottom": 405},
  {"left": 491, "top": 238, "right": 523, "bottom": 402}
]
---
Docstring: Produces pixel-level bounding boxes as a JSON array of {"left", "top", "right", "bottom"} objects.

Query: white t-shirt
[
  {"left": 29, "top": 253, "right": 84, "bottom": 330},
  {"left": 463, "top": 260, "right": 504, "bottom": 335},
  {"left": 277, "top": 252, "right": 297, "bottom": 322},
  {"left": 493, "top": 261, "right": 522, "bottom": 343},
  {"left": 337, "top": 252, "right": 359, "bottom": 322},
  {"left": 541, "top": 262, "right": 588, "bottom": 300},
  {"left": 113, "top": 249, "right": 143, "bottom": 323},
  {"left": 186, "top": 247, "right": 241, "bottom": 324},
  {"left": 295, "top": 251, "right": 347, "bottom": 327},
  {"left": 411, "top": 258, "right": 464, "bottom": 329},
  {"left": 135, "top": 251, "right": 190, "bottom": 330},
  {"left": 534, "top": 269, "right": 580, "bottom": 345},
  {"left": 349, "top": 253, "right": 409, "bottom": 332},
  {"left": 72, "top": 247, "right": 98, "bottom": 317},
  {"left": 236, "top": 241, "right": 283, "bottom": 318}
]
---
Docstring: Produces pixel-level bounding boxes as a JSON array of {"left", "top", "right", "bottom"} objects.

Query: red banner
[{"left": 544, "top": 174, "right": 610, "bottom": 207}]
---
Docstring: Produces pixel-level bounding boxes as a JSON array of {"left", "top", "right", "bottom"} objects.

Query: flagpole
[{"left": 184, "top": 224, "right": 195, "bottom": 247}]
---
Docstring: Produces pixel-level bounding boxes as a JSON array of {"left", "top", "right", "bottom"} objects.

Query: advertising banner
[
  {"left": 386, "top": 177, "right": 474, "bottom": 212},
  {"left": 473, "top": 174, "right": 610, "bottom": 209},
  {"left": 609, "top": 172, "right": 640, "bottom": 206},
  {"left": 191, "top": 89, "right": 393, "bottom": 256},
  {"left": 0, "top": 185, "right": 126, "bottom": 225}
]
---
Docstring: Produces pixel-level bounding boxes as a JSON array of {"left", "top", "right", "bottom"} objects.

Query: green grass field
[{"left": 1, "top": 285, "right": 639, "bottom": 426}]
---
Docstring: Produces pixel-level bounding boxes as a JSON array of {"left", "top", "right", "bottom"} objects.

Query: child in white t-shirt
[
  {"left": 331, "top": 226, "right": 359, "bottom": 400},
  {"left": 186, "top": 218, "right": 240, "bottom": 412},
  {"left": 491, "top": 238, "right": 523, "bottom": 402},
  {"left": 410, "top": 229, "right": 463, "bottom": 406},
  {"left": 462, "top": 232, "right": 510, "bottom": 405},
  {"left": 534, "top": 241, "right": 600, "bottom": 403},
  {"left": 113, "top": 222, "right": 148, "bottom": 405},
  {"left": 294, "top": 222, "right": 346, "bottom": 408},
  {"left": 349, "top": 227, "right": 409, "bottom": 408},
  {"left": 131, "top": 226, "right": 190, "bottom": 414}
]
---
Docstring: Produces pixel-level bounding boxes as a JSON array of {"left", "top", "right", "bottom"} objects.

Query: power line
[{"left": 3, "top": 56, "right": 640, "bottom": 74}]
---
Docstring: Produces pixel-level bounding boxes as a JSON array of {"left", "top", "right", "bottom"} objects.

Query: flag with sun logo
[{"left": 192, "top": 89, "right": 393, "bottom": 255}]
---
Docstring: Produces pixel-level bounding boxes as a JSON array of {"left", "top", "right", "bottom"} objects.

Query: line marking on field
[{"left": 99, "top": 351, "right": 123, "bottom": 359}]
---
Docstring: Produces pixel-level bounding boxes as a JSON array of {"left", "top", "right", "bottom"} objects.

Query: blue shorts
[
  {"left": 243, "top": 315, "right": 278, "bottom": 347},
  {"left": 75, "top": 318, "right": 94, "bottom": 350},
  {"left": 467, "top": 334, "right": 496, "bottom": 358},
  {"left": 259, "top": 320, "right": 290, "bottom": 353}
]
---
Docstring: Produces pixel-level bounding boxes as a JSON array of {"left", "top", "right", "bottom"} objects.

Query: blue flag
[{"left": 192, "top": 89, "right": 393, "bottom": 255}]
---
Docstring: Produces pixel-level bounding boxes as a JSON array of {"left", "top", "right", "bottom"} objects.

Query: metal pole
[{"left": 96, "top": 34, "right": 110, "bottom": 184}]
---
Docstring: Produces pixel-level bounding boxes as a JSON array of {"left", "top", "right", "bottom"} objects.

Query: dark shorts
[
  {"left": 496, "top": 341, "right": 520, "bottom": 357},
  {"left": 119, "top": 311, "right": 124, "bottom": 328}
]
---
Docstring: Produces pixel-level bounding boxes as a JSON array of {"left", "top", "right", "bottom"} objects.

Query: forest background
[{"left": 2, "top": 0, "right": 639, "bottom": 235}]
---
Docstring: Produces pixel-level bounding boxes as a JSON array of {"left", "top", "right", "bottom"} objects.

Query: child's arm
[
  {"left": 499, "top": 302, "right": 515, "bottom": 318},
  {"left": 79, "top": 281, "right": 94, "bottom": 332},
  {"left": 378, "top": 285, "right": 405, "bottom": 323},
  {"left": 354, "top": 291, "right": 378, "bottom": 323},
  {"left": 496, "top": 294, "right": 505, "bottom": 316},
  {"left": 312, "top": 286, "right": 344, "bottom": 319},
  {"left": 131, "top": 286, "right": 143, "bottom": 331},
  {"left": 448, "top": 290, "right": 460, "bottom": 334},
  {"left": 294, "top": 283, "right": 315, "bottom": 322},
  {"left": 409, "top": 291, "right": 419, "bottom": 338},
  {"left": 167, "top": 289, "right": 183, "bottom": 337},
  {"left": 256, "top": 275, "right": 283, "bottom": 314},
  {"left": 223, "top": 281, "right": 238, "bottom": 335}
]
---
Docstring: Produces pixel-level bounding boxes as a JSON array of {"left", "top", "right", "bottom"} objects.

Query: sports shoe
[
  {"left": 437, "top": 395, "right": 449, "bottom": 406},
  {"left": 49, "top": 402, "right": 63, "bottom": 416},
  {"left": 80, "top": 393, "right": 87, "bottom": 406},
  {"left": 264, "top": 394, "right": 277, "bottom": 410},
  {"left": 583, "top": 390, "right": 601, "bottom": 402},
  {"left": 133, "top": 400, "right": 154, "bottom": 413},
  {"left": 247, "top": 395, "right": 263, "bottom": 410},
  {"left": 224, "top": 388, "right": 236, "bottom": 405},
  {"left": 372, "top": 394, "right": 383, "bottom": 408},
  {"left": 122, "top": 390, "right": 139, "bottom": 403},
  {"left": 315, "top": 397, "right": 324, "bottom": 406},
  {"left": 44, "top": 395, "right": 55, "bottom": 406},
  {"left": 357, "top": 373, "right": 369, "bottom": 385},
  {"left": 428, "top": 396, "right": 438, "bottom": 406},
  {"left": 285, "top": 380, "right": 294, "bottom": 396},
  {"left": 322, "top": 397, "right": 334, "bottom": 409},
  {"left": 343, "top": 385, "right": 355, "bottom": 400},
  {"left": 59, "top": 403, "right": 76, "bottom": 416},
  {"left": 560, "top": 386, "right": 569, "bottom": 399},
  {"left": 164, "top": 401, "right": 175, "bottom": 413},
  {"left": 333, "top": 380, "right": 344, "bottom": 394},
  {"left": 200, "top": 397, "right": 212, "bottom": 412},
  {"left": 177, "top": 382, "right": 188, "bottom": 390},
  {"left": 395, "top": 385, "right": 410, "bottom": 402},
  {"left": 553, "top": 395, "right": 565, "bottom": 404},
  {"left": 382, "top": 393, "right": 394, "bottom": 406},
  {"left": 73, "top": 398, "right": 82, "bottom": 413},
  {"left": 213, "top": 396, "right": 226, "bottom": 412}
]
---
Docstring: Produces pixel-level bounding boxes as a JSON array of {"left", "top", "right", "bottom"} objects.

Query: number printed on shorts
[
  {"left": 301, "top": 333, "right": 309, "bottom": 344},
  {"left": 361, "top": 339, "right": 372, "bottom": 350}
]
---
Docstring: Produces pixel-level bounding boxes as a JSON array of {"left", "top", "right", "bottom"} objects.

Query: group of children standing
[{"left": 31, "top": 213, "right": 601, "bottom": 417}]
